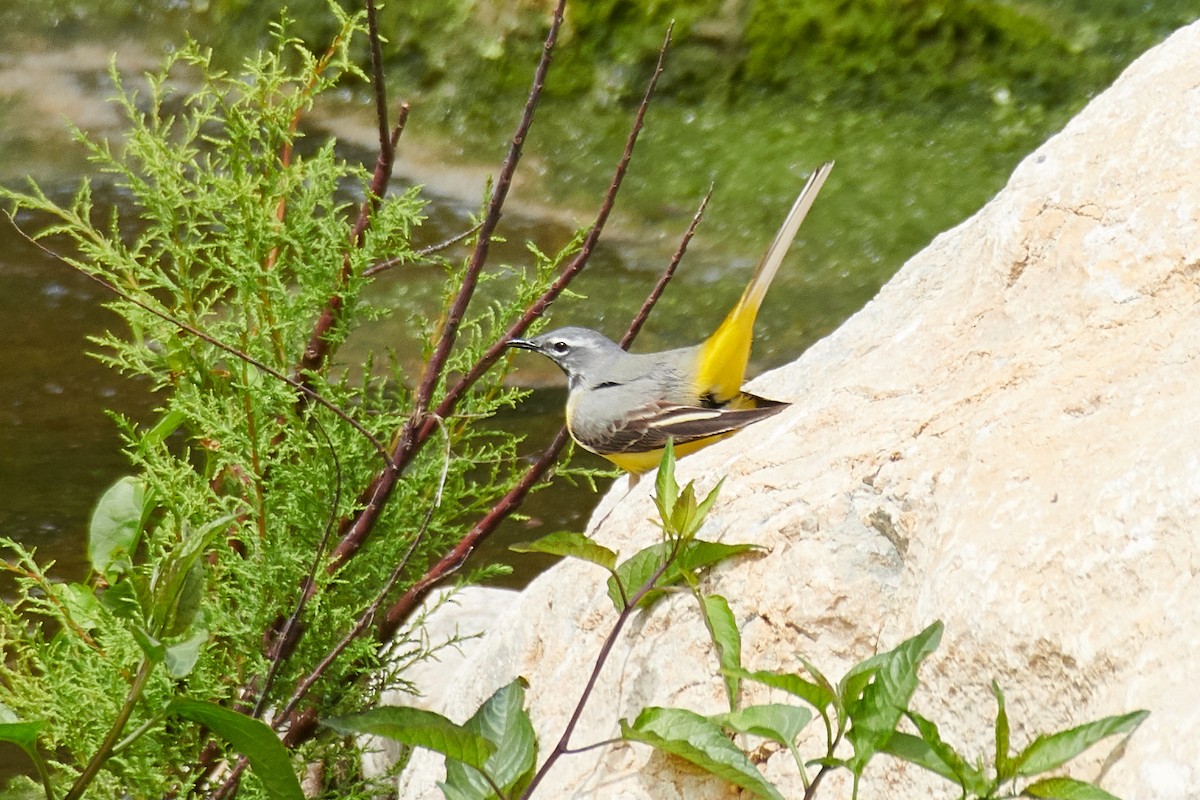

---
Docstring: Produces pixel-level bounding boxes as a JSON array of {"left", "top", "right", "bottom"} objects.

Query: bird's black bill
[{"left": 506, "top": 338, "right": 539, "bottom": 351}]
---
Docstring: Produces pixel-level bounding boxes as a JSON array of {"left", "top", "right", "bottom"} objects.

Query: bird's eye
[{"left": 552, "top": 340, "right": 569, "bottom": 353}]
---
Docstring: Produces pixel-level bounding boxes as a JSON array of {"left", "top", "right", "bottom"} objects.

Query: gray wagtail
[{"left": 509, "top": 161, "right": 833, "bottom": 473}]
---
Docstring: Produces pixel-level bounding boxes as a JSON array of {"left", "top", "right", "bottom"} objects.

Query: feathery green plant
[{"left": 0, "top": 5, "right": 586, "bottom": 796}]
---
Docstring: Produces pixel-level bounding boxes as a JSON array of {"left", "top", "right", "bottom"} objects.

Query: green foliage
[
  {"left": 621, "top": 706, "right": 785, "bottom": 800},
  {"left": 342, "top": 443, "right": 1146, "bottom": 798},
  {"left": 325, "top": 706, "right": 496, "bottom": 770},
  {"left": 0, "top": 7, "right": 560, "bottom": 797},
  {"left": 168, "top": 700, "right": 305, "bottom": 800}
]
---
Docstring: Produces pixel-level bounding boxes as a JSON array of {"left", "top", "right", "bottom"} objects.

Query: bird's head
[{"left": 507, "top": 326, "right": 623, "bottom": 383}]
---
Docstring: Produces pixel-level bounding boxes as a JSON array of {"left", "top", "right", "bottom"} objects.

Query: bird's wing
[{"left": 579, "top": 396, "right": 789, "bottom": 456}]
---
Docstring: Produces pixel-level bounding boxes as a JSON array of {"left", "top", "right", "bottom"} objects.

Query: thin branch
[
  {"left": 620, "top": 183, "right": 711, "bottom": 348},
  {"left": 427, "top": 20, "right": 676, "bottom": 433},
  {"left": 410, "top": 0, "right": 567, "bottom": 419},
  {"left": 252, "top": 414, "right": 343, "bottom": 718},
  {"left": 362, "top": 221, "right": 483, "bottom": 278},
  {"left": 322, "top": 0, "right": 568, "bottom": 572},
  {"left": 294, "top": 0, "right": 408, "bottom": 379}
]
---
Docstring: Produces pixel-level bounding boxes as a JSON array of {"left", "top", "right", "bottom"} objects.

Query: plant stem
[
  {"left": 64, "top": 656, "right": 155, "bottom": 800},
  {"left": 519, "top": 547, "right": 679, "bottom": 799}
]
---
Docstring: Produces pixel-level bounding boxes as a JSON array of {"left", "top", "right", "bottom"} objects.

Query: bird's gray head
[{"left": 507, "top": 326, "right": 624, "bottom": 384}]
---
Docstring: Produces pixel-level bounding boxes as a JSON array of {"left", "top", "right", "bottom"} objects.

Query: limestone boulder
[{"left": 391, "top": 20, "right": 1200, "bottom": 799}]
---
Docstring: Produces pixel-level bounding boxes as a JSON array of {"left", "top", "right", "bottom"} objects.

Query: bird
[{"left": 508, "top": 161, "right": 833, "bottom": 473}]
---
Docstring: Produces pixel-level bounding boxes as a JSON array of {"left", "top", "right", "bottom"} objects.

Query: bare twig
[
  {"left": 427, "top": 20, "right": 676, "bottom": 434},
  {"left": 362, "top": 221, "right": 483, "bottom": 278},
  {"left": 294, "top": 0, "right": 408, "bottom": 379},
  {"left": 322, "top": 0, "right": 569, "bottom": 572},
  {"left": 620, "top": 182, "right": 711, "bottom": 348}
]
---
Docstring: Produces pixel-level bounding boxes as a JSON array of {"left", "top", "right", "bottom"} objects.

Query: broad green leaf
[
  {"left": 510, "top": 531, "right": 617, "bottom": 572},
  {"left": 150, "top": 514, "right": 230, "bottom": 636},
  {"left": 671, "top": 540, "right": 758, "bottom": 577},
  {"left": 132, "top": 627, "right": 165, "bottom": 663},
  {"left": 444, "top": 679, "right": 536, "bottom": 800},
  {"left": 729, "top": 668, "right": 835, "bottom": 713},
  {"left": 654, "top": 440, "right": 679, "bottom": 523},
  {"left": 88, "top": 476, "right": 146, "bottom": 578},
  {"left": 141, "top": 407, "right": 186, "bottom": 448},
  {"left": 993, "top": 680, "right": 1012, "bottom": 779},
  {"left": 1015, "top": 710, "right": 1148, "bottom": 776},
  {"left": 844, "top": 621, "right": 943, "bottom": 773},
  {"left": 164, "top": 626, "right": 209, "bottom": 678},
  {"left": 880, "top": 732, "right": 959, "bottom": 783},
  {"left": 0, "top": 711, "right": 51, "bottom": 799},
  {"left": 897, "top": 710, "right": 990, "bottom": 795},
  {"left": 796, "top": 655, "right": 843, "bottom": 732},
  {"left": 1023, "top": 776, "right": 1123, "bottom": 800},
  {"left": 0, "top": 718, "right": 42, "bottom": 752},
  {"left": 691, "top": 478, "right": 724, "bottom": 536},
  {"left": 700, "top": 594, "right": 741, "bottom": 706},
  {"left": 608, "top": 540, "right": 758, "bottom": 611},
  {"left": 715, "top": 704, "right": 812, "bottom": 746},
  {"left": 608, "top": 541, "right": 675, "bottom": 611},
  {"left": 621, "top": 707, "right": 784, "bottom": 800},
  {"left": 323, "top": 707, "right": 492, "bottom": 769},
  {"left": 99, "top": 577, "right": 143, "bottom": 621},
  {"left": 170, "top": 698, "right": 303, "bottom": 800}
]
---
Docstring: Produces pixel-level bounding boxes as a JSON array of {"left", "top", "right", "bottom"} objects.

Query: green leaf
[
  {"left": 700, "top": 594, "right": 742, "bottom": 706},
  {"left": 621, "top": 707, "right": 784, "bottom": 800},
  {"left": 132, "top": 627, "right": 165, "bottom": 663},
  {"left": 0, "top": 709, "right": 52, "bottom": 800},
  {"left": 1023, "top": 776, "right": 1123, "bottom": 800},
  {"left": 714, "top": 704, "right": 812, "bottom": 746},
  {"left": 892, "top": 710, "right": 990, "bottom": 795},
  {"left": 654, "top": 439, "right": 679, "bottom": 523},
  {"left": 730, "top": 668, "right": 835, "bottom": 713},
  {"left": 141, "top": 407, "right": 186, "bottom": 448},
  {"left": 164, "top": 626, "right": 209, "bottom": 678},
  {"left": 170, "top": 699, "right": 303, "bottom": 800},
  {"left": 150, "top": 515, "right": 230, "bottom": 637},
  {"left": 843, "top": 621, "right": 943, "bottom": 773},
  {"left": 443, "top": 679, "right": 536, "bottom": 800},
  {"left": 607, "top": 540, "right": 758, "bottom": 611},
  {"left": 1014, "top": 709, "right": 1148, "bottom": 777},
  {"left": 670, "top": 540, "right": 758, "bottom": 581},
  {"left": 323, "top": 707, "right": 492, "bottom": 769},
  {"left": 608, "top": 541, "right": 674, "bottom": 611},
  {"left": 0, "top": 717, "right": 43, "bottom": 753},
  {"left": 99, "top": 578, "right": 143, "bottom": 621},
  {"left": 88, "top": 476, "right": 146, "bottom": 578},
  {"left": 993, "top": 680, "right": 1012, "bottom": 780},
  {"left": 880, "top": 732, "right": 959, "bottom": 782},
  {"left": 510, "top": 531, "right": 617, "bottom": 572},
  {"left": 692, "top": 478, "right": 724, "bottom": 537}
]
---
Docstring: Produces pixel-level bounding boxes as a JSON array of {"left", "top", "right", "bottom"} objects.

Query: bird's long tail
[{"left": 696, "top": 160, "right": 835, "bottom": 402}]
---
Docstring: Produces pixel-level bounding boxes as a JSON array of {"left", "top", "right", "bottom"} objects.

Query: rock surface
[{"left": 390, "top": 21, "right": 1200, "bottom": 799}]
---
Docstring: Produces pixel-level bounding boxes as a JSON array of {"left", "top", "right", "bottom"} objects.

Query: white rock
[{"left": 395, "top": 20, "right": 1200, "bottom": 799}]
